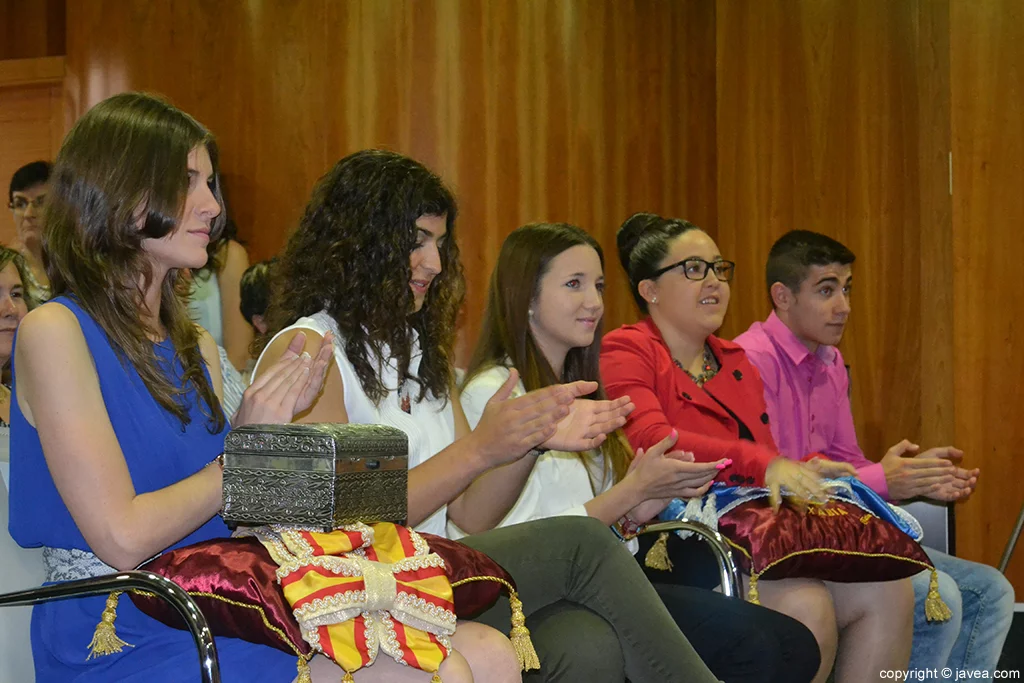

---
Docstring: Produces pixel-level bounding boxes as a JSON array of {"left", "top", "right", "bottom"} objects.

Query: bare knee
[
  {"left": 452, "top": 621, "right": 522, "bottom": 683},
  {"left": 829, "top": 578, "right": 915, "bottom": 629},
  {"left": 756, "top": 577, "right": 839, "bottom": 651}
]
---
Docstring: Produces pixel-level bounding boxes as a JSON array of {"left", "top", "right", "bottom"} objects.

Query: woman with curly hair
[{"left": 254, "top": 149, "right": 725, "bottom": 683}]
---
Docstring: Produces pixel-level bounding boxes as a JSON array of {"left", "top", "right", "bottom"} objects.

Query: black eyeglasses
[{"left": 650, "top": 257, "right": 736, "bottom": 282}]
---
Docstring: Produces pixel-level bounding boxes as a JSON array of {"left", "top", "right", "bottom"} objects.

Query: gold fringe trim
[
  {"left": 747, "top": 573, "right": 761, "bottom": 605},
  {"left": 295, "top": 655, "right": 312, "bottom": 683},
  {"left": 644, "top": 531, "right": 673, "bottom": 571},
  {"left": 925, "top": 568, "right": 953, "bottom": 623},
  {"left": 87, "top": 592, "right": 133, "bottom": 659}
]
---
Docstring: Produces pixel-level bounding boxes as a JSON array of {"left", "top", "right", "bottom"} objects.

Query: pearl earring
[
  {"left": 528, "top": 309, "right": 534, "bottom": 317},
  {"left": 651, "top": 296, "right": 658, "bottom": 304}
]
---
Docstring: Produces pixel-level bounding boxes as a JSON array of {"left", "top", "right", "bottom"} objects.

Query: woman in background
[{"left": 7, "top": 161, "right": 52, "bottom": 301}]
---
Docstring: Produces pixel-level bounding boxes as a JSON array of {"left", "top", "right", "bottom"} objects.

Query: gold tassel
[
  {"left": 925, "top": 568, "right": 952, "bottom": 623},
  {"left": 295, "top": 656, "right": 312, "bottom": 683},
  {"left": 87, "top": 592, "right": 133, "bottom": 659},
  {"left": 508, "top": 591, "right": 541, "bottom": 671},
  {"left": 747, "top": 573, "right": 761, "bottom": 605},
  {"left": 431, "top": 674, "right": 442, "bottom": 683},
  {"left": 644, "top": 531, "right": 673, "bottom": 571},
  {"left": 342, "top": 672, "right": 355, "bottom": 683}
]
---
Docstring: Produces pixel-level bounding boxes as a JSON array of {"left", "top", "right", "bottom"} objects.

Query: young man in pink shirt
[{"left": 735, "top": 230, "right": 1013, "bottom": 673}]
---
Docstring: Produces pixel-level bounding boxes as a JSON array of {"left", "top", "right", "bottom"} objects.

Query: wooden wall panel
[
  {"left": 715, "top": 0, "right": 950, "bottom": 477},
  {"left": 0, "top": 0, "right": 65, "bottom": 61},
  {"left": 64, "top": 0, "right": 717, "bottom": 352},
  {"left": 950, "top": 0, "right": 1024, "bottom": 589}
]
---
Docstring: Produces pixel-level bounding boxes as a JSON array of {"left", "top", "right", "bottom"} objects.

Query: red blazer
[{"left": 601, "top": 318, "right": 787, "bottom": 487}]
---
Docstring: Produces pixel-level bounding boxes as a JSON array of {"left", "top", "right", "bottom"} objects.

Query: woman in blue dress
[{"left": 7, "top": 92, "right": 516, "bottom": 682}]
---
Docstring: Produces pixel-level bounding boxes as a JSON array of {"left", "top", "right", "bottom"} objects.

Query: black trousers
[{"left": 638, "top": 533, "right": 821, "bottom": 683}]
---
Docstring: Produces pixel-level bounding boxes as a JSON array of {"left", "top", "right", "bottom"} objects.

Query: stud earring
[
  {"left": 528, "top": 309, "right": 535, "bottom": 317},
  {"left": 651, "top": 296, "right": 658, "bottom": 304}
]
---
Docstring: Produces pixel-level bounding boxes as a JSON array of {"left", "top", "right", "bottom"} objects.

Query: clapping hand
[
  {"left": 232, "top": 331, "right": 334, "bottom": 427},
  {"left": 625, "top": 431, "right": 729, "bottom": 524},
  {"left": 542, "top": 392, "right": 635, "bottom": 452},
  {"left": 881, "top": 440, "right": 978, "bottom": 502}
]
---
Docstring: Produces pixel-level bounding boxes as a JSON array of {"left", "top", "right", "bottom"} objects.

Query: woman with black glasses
[{"left": 600, "top": 212, "right": 915, "bottom": 683}]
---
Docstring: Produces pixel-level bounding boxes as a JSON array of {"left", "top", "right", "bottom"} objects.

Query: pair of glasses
[
  {"left": 650, "top": 257, "right": 736, "bottom": 282},
  {"left": 9, "top": 195, "right": 46, "bottom": 213}
]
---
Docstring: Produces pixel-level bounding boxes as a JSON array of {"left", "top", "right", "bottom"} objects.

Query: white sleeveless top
[{"left": 254, "top": 311, "right": 455, "bottom": 537}]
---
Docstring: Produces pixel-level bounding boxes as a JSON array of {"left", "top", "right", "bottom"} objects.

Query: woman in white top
[
  {"left": 459, "top": 223, "right": 821, "bottom": 683},
  {"left": 253, "top": 149, "right": 728, "bottom": 683}
]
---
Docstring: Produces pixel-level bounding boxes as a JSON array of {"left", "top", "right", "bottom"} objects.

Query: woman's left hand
[
  {"left": 541, "top": 389, "right": 635, "bottom": 452},
  {"left": 233, "top": 331, "right": 333, "bottom": 426}
]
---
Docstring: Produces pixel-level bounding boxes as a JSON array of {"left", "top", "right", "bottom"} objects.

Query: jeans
[
  {"left": 909, "top": 547, "right": 1015, "bottom": 672},
  {"left": 462, "top": 516, "right": 722, "bottom": 683}
]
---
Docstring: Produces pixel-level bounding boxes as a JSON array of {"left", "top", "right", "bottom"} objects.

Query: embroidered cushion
[
  {"left": 129, "top": 526, "right": 534, "bottom": 678},
  {"left": 658, "top": 478, "right": 951, "bottom": 620}
]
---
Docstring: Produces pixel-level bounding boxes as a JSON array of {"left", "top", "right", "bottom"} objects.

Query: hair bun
[{"left": 616, "top": 212, "right": 662, "bottom": 273}]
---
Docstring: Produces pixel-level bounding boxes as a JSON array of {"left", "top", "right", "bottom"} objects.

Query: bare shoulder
[
  {"left": 17, "top": 302, "right": 86, "bottom": 358},
  {"left": 252, "top": 327, "right": 327, "bottom": 382},
  {"left": 220, "top": 240, "right": 249, "bottom": 275}
]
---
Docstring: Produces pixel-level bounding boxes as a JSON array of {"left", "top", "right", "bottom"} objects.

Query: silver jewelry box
[{"left": 221, "top": 423, "right": 408, "bottom": 531}]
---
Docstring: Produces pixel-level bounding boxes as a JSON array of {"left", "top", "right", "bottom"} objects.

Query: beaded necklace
[{"left": 673, "top": 343, "right": 719, "bottom": 387}]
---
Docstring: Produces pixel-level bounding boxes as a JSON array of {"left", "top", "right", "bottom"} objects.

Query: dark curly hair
[{"left": 259, "top": 149, "right": 464, "bottom": 405}]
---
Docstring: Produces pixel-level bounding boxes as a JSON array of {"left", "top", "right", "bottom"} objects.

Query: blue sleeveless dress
[{"left": 8, "top": 297, "right": 295, "bottom": 683}]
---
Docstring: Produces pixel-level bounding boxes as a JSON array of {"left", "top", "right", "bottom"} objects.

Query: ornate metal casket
[{"left": 221, "top": 423, "right": 408, "bottom": 531}]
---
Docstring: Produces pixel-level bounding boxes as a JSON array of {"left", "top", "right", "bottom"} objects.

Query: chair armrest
[
  {"left": 639, "top": 520, "right": 743, "bottom": 598},
  {"left": 0, "top": 570, "right": 221, "bottom": 683}
]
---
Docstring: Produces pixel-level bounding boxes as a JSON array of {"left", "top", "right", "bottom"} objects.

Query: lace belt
[{"left": 42, "top": 547, "right": 117, "bottom": 583}]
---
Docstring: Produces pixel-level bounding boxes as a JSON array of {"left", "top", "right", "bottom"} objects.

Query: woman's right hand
[
  {"left": 233, "top": 331, "right": 333, "bottom": 427},
  {"left": 765, "top": 457, "right": 826, "bottom": 512},
  {"left": 625, "top": 431, "right": 728, "bottom": 523},
  {"left": 467, "top": 369, "right": 585, "bottom": 466}
]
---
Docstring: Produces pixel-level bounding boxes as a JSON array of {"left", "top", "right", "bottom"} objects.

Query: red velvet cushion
[
  {"left": 718, "top": 499, "right": 933, "bottom": 581},
  {"left": 129, "top": 537, "right": 310, "bottom": 656},
  {"left": 130, "top": 532, "right": 513, "bottom": 651}
]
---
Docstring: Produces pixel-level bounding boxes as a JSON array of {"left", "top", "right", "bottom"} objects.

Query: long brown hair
[
  {"left": 259, "top": 150, "right": 463, "bottom": 405},
  {"left": 44, "top": 92, "right": 226, "bottom": 431},
  {"left": 463, "top": 223, "right": 632, "bottom": 489}
]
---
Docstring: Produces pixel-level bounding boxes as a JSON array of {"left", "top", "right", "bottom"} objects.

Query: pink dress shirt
[{"left": 734, "top": 311, "right": 889, "bottom": 498}]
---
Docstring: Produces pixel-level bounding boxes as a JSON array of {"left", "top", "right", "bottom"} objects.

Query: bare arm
[
  {"left": 218, "top": 240, "right": 254, "bottom": 373},
  {"left": 254, "top": 330, "right": 496, "bottom": 528},
  {"left": 15, "top": 305, "right": 222, "bottom": 571},
  {"left": 445, "top": 386, "right": 538, "bottom": 534}
]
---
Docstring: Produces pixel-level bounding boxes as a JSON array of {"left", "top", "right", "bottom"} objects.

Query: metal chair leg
[
  {"left": 639, "top": 519, "right": 743, "bottom": 598},
  {"left": 0, "top": 570, "right": 220, "bottom": 683}
]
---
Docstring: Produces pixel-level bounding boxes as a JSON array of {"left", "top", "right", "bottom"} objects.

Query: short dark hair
[
  {"left": 766, "top": 230, "right": 856, "bottom": 297},
  {"left": 9, "top": 161, "right": 52, "bottom": 203},
  {"left": 239, "top": 258, "right": 273, "bottom": 325}
]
